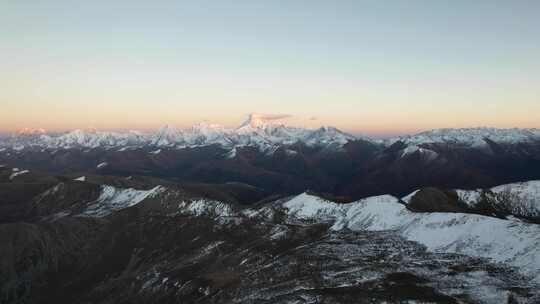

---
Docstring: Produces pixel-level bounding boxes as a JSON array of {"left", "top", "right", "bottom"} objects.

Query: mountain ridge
[
  {"left": 4, "top": 117, "right": 540, "bottom": 153},
  {"left": 2, "top": 114, "right": 359, "bottom": 152},
  {"left": 2, "top": 166, "right": 539, "bottom": 303}
]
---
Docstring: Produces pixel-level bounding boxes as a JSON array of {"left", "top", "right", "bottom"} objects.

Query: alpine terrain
[{"left": 1, "top": 116, "right": 540, "bottom": 303}]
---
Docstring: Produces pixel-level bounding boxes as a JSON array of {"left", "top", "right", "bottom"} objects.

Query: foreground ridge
[{"left": 1, "top": 172, "right": 538, "bottom": 303}]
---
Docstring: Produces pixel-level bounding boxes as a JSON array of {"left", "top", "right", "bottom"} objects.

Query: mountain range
[
  {"left": 2, "top": 115, "right": 540, "bottom": 303},
  {"left": 2, "top": 115, "right": 540, "bottom": 201},
  {"left": 3, "top": 115, "right": 540, "bottom": 153},
  {"left": 1, "top": 114, "right": 358, "bottom": 152}
]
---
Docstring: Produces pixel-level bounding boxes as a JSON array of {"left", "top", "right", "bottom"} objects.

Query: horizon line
[{"left": 3, "top": 124, "right": 540, "bottom": 140}]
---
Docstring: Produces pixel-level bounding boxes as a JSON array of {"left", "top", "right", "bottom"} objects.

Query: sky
[{"left": 1, "top": 0, "right": 539, "bottom": 137}]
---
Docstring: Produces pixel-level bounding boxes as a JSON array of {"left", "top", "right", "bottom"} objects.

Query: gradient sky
[{"left": 1, "top": 0, "right": 539, "bottom": 137}]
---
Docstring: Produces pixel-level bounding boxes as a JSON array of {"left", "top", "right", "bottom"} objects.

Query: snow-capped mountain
[
  {"left": 3, "top": 163, "right": 540, "bottom": 303},
  {"left": 382, "top": 127, "right": 540, "bottom": 162},
  {"left": 453, "top": 180, "right": 540, "bottom": 219},
  {"left": 40, "top": 129, "right": 149, "bottom": 149},
  {"left": 17, "top": 128, "right": 47, "bottom": 135},
  {"left": 31, "top": 175, "right": 540, "bottom": 287},
  {"left": 0, "top": 114, "right": 357, "bottom": 153},
  {"left": 272, "top": 191, "right": 540, "bottom": 284},
  {"left": 4, "top": 118, "right": 540, "bottom": 156},
  {"left": 387, "top": 127, "right": 540, "bottom": 148}
]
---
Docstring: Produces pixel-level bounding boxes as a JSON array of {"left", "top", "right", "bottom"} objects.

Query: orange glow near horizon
[
  {"left": 3, "top": 99, "right": 540, "bottom": 138},
  {"left": 2, "top": 2, "right": 539, "bottom": 137},
  {"left": 3, "top": 61, "right": 539, "bottom": 137},
  {"left": 3, "top": 64, "right": 539, "bottom": 136}
]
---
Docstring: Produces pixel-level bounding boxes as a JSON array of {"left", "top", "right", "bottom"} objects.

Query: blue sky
[{"left": 1, "top": 0, "right": 539, "bottom": 136}]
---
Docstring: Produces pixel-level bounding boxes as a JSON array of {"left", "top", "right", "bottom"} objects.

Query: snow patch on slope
[
  {"left": 283, "top": 193, "right": 345, "bottom": 220},
  {"left": 455, "top": 180, "right": 540, "bottom": 217},
  {"left": 9, "top": 169, "right": 29, "bottom": 180},
  {"left": 399, "top": 145, "right": 439, "bottom": 161},
  {"left": 177, "top": 199, "right": 235, "bottom": 217},
  {"left": 403, "top": 181, "right": 540, "bottom": 219},
  {"left": 281, "top": 192, "right": 540, "bottom": 282},
  {"left": 81, "top": 185, "right": 164, "bottom": 217},
  {"left": 401, "top": 190, "right": 419, "bottom": 204},
  {"left": 456, "top": 189, "right": 483, "bottom": 207},
  {"left": 491, "top": 181, "right": 540, "bottom": 212}
]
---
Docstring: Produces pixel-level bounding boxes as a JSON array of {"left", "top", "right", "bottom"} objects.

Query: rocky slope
[
  {"left": 1, "top": 171, "right": 540, "bottom": 303},
  {"left": 402, "top": 181, "right": 540, "bottom": 223}
]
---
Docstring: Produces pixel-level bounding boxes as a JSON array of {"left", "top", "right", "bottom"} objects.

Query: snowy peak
[
  {"left": 385, "top": 127, "right": 540, "bottom": 160},
  {"left": 151, "top": 125, "right": 182, "bottom": 146},
  {"left": 389, "top": 127, "right": 540, "bottom": 148},
  {"left": 305, "top": 126, "right": 356, "bottom": 146},
  {"left": 12, "top": 123, "right": 540, "bottom": 154},
  {"left": 17, "top": 128, "right": 46, "bottom": 136},
  {"left": 0, "top": 116, "right": 359, "bottom": 152},
  {"left": 237, "top": 113, "right": 290, "bottom": 130}
]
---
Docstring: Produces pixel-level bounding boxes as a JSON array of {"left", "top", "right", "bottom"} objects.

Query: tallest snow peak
[{"left": 238, "top": 113, "right": 291, "bottom": 129}]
